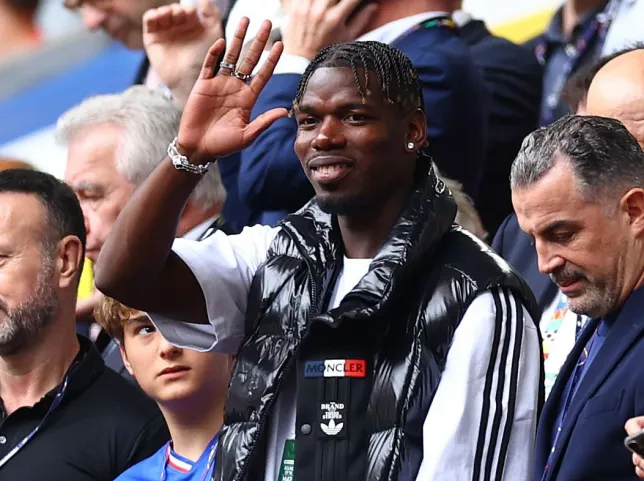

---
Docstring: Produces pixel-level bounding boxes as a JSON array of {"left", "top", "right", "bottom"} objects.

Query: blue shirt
[
  {"left": 549, "top": 316, "right": 614, "bottom": 449},
  {"left": 115, "top": 435, "right": 218, "bottom": 481}
]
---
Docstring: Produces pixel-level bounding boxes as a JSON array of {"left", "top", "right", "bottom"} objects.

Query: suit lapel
[
  {"left": 536, "top": 316, "right": 599, "bottom": 477},
  {"left": 546, "top": 286, "right": 644, "bottom": 477}
]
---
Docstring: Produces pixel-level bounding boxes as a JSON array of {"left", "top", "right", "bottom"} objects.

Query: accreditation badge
[{"left": 277, "top": 439, "right": 295, "bottom": 481}]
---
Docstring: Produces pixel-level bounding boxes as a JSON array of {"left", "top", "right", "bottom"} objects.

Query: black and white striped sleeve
[{"left": 416, "top": 288, "right": 541, "bottom": 481}]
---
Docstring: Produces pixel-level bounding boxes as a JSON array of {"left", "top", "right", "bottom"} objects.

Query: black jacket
[{"left": 216, "top": 170, "right": 540, "bottom": 481}]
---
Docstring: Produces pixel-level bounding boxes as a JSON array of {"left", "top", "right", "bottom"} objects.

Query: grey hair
[
  {"left": 56, "top": 86, "right": 226, "bottom": 209},
  {"left": 510, "top": 115, "right": 644, "bottom": 202}
]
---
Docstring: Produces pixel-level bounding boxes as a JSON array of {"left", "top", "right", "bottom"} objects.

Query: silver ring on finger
[
  {"left": 219, "top": 61, "right": 236, "bottom": 71},
  {"left": 232, "top": 70, "right": 251, "bottom": 82}
]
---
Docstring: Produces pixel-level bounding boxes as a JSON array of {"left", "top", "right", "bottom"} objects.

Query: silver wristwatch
[{"left": 167, "top": 137, "right": 214, "bottom": 175}]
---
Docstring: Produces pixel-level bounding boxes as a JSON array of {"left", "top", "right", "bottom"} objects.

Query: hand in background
[
  {"left": 143, "top": 0, "right": 224, "bottom": 106},
  {"left": 281, "top": 0, "right": 378, "bottom": 60},
  {"left": 177, "top": 18, "right": 288, "bottom": 162},
  {"left": 626, "top": 417, "right": 644, "bottom": 479}
]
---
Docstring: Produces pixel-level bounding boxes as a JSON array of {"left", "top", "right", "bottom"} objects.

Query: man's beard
[
  {"left": 0, "top": 260, "right": 59, "bottom": 357},
  {"left": 317, "top": 194, "right": 372, "bottom": 216},
  {"left": 550, "top": 266, "right": 616, "bottom": 318}
]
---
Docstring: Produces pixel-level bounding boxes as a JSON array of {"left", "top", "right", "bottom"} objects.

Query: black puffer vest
[{"left": 215, "top": 174, "right": 539, "bottom": 481}]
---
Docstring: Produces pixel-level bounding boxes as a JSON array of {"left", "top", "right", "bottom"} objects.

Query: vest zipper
[{"left": 235, "top": 229, "right": 319, "bottom": 481}]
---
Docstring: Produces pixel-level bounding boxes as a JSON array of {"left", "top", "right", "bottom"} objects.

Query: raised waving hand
[
  {"left": 177, "top": 17, "right": 288, "bottom": 163},
  {"left": 143, "top": 0, "right": 224, "bottom": 106}
]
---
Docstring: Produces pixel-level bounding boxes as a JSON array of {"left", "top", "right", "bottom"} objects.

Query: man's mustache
[{"left": 550, "top": 267, "right": 586, "bottom": 285}]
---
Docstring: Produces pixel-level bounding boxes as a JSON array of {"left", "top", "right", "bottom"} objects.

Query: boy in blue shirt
[{"left": 95, "top": 297, "right": 232, "bottom": 481}]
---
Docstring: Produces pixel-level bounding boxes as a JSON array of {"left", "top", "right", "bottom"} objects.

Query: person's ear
[
  {"left": 620, "top": 188, "right": 644, "bottom": 237},
  {"left": 119, "top": 343, "right": 136, "bottom": 378},
  {"left": 55, "top": 235, "right": 84, "bottom": 289},
  {"left": 404, "top": 109, "right": 427, "bottom": 153}
]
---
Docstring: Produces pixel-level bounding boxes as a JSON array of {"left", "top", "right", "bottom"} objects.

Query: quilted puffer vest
[{"left": 214, "top": 172, "right": 540, "bottom": 481}]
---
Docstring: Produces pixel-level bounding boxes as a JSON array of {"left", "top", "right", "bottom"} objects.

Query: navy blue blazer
[
  {"left": 533, "top": 286, "right": 644, "bottom": 481},
  {"left": 461, "top": 20, "right": 542, "bottom": 234},
  {"left": 238, "top": 23, "right": 490, "bottom": 225},
  {"left": 492, "top": 213, "right": 558, "bottom": 312}
]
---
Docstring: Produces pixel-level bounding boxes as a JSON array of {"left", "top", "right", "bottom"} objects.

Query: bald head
[{"left": 586, "top": 49, "right": 644, "bottom": 146}]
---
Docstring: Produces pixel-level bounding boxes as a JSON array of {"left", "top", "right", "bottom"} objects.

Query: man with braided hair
[
  {"left": 96, "top": 19, "right": 541, "bottom": 481},
  {"left": 292, "top": 41, "right": 425, "bottom": 114},
  {"left": 235, "top": 0, "right": 489, "bottom": 227}
]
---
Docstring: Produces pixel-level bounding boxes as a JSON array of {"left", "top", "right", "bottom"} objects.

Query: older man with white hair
[{"left": 57, "top": 85, "right": 229, "bottom": 377}]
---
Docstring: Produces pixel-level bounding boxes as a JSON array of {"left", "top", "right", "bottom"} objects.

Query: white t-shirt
[{"left": 149, "top": 225, "right": 541, "bottom": 481}]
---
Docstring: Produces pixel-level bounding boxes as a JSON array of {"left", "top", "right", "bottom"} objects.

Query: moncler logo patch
[
  {"left": 304, "top": 359, "right": 366, "bottom": 378},
  {"left": 320, "top": 402, "right": 345, "bottom": 436}
]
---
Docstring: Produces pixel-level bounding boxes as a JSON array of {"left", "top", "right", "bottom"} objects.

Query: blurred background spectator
[
  {"left": 0, "top": 156, "right": 33, "bottom": 171},
  {"left": 0, "top": 0, "right": 588, "bottom": 185},
  {"left": 57, "top": 85, "right": 228, "bottom": 377},
  {"left": 529, "top": 0, "right": 644, "bottom": 127},
  {"left": 453, "top": 0, "right": 543, "bottom": 234},
  {"left": 0, "top": 0, "right": 42, "bottom": 60}
]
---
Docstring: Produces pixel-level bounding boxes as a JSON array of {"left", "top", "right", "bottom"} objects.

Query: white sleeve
[
  {"left": 148, "top": 224, "right": 279, "bottom": 354},
  {"left": 416, "top": 288, "right": 540, "bottom": 481}
]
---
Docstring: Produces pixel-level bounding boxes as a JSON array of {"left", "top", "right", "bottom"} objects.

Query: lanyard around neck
[
  {"left": 537, "top": 0, "right": 620, "bottom": 125},
  {"left": 398, "top": 15, "right": 457, "bottom": 43},
  {"left": 160, "top": 437, "right": 218, "bottom": 481},
  {"left": 0, "top": 374, "right": 71, "bottom": 469}
]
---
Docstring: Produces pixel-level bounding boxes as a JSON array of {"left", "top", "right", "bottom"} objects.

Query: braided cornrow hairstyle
[
  {"left": 292, "top": 41, "right": 425, "bottom": 115},
  {"left": 292, "top": 41, "right": 435, "bottom": 180}
]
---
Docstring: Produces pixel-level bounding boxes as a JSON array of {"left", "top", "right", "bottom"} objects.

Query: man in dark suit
[
  {"left": 235, "top": 0, "right": 489, "bottom": 226},
  {"left": 494, "top": 44, "right": 644, "bottom": 403},
  {"left": 493, "top": 43, "right": 644, "bottom": 306},
  {"left": 511, "top": 115, "right": 644, "bottom": 481},
  {"left": 454, "top": 8, "right": 542, "bottom": 234}
]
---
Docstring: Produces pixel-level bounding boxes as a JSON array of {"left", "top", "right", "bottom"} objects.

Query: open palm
[
  {"left": 143, "top": 1, "right": 224, "bottom": 95},
  {"left": 177, "top": 18, "right": 288, "bottom": 162}
]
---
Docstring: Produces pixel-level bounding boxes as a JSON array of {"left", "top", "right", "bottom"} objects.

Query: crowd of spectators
[{"left": 3, "top": 0, "right": 644, "bottom": 480}]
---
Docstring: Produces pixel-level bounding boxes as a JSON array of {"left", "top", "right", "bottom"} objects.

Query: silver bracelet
[{"left": 167, "top": 138, "right": 214, "bottom": 175}]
